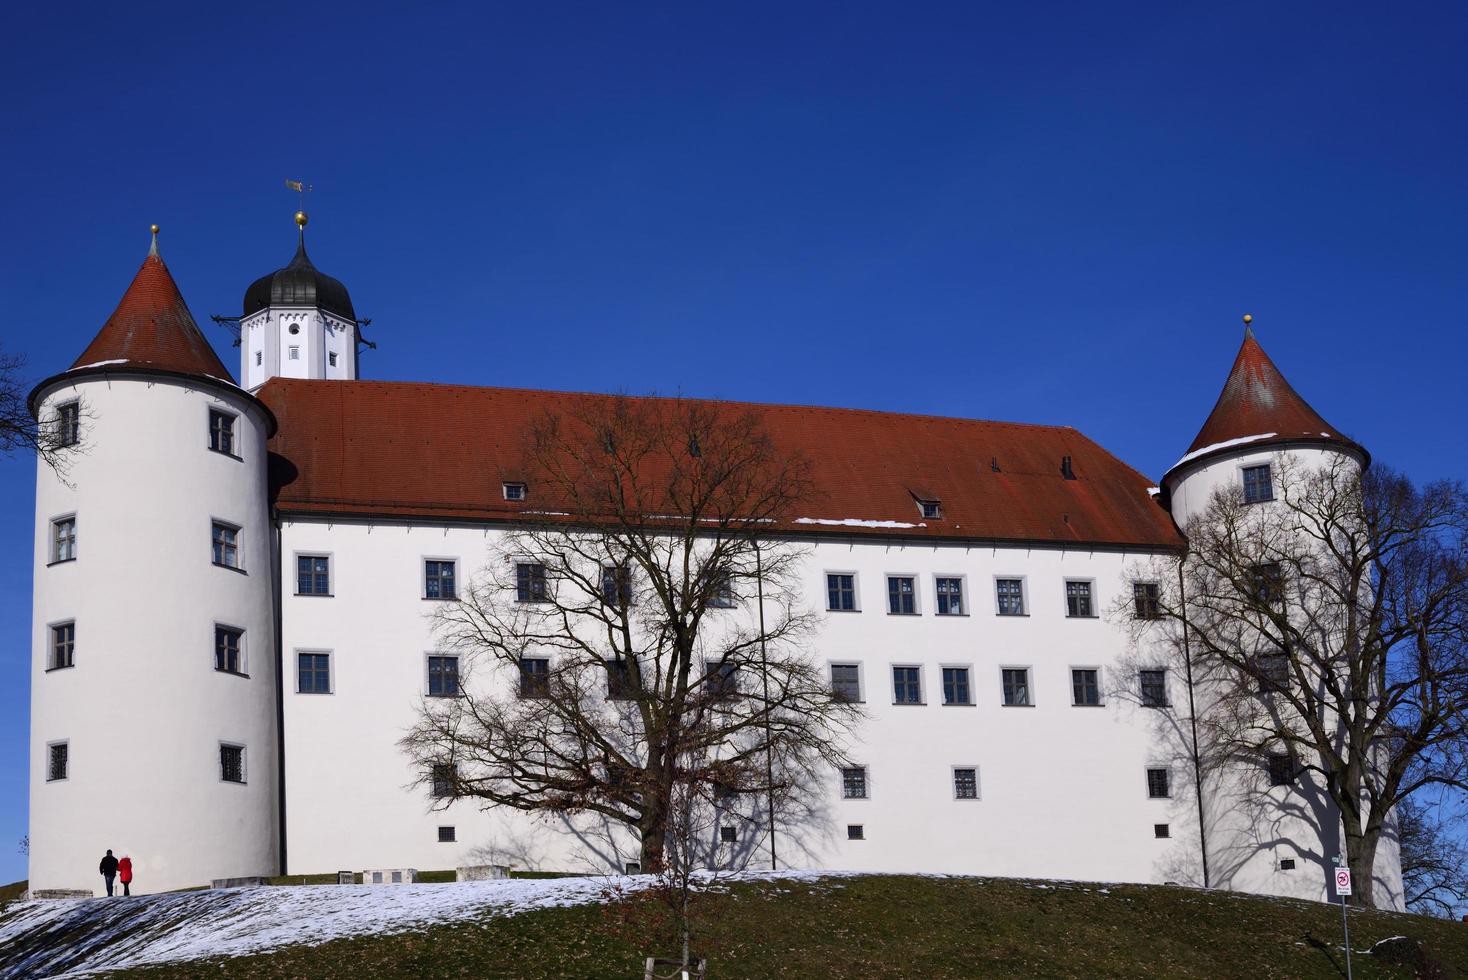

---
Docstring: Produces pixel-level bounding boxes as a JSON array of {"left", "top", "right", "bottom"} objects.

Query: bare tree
[
  {"left": 402, "top": 395, "right": 860, "bottom": 874},
  {"left": 1125, "top": 453, "right": 1468, "bottom": 908},
  {"left": 1397, "top": 794, "right": 1468, "bottom": 918},
  {"left": 0, "top": 345, "right": 83, "bottom": 476}
]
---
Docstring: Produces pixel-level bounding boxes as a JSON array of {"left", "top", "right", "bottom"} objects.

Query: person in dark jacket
[
  {"left": 99, "top": 849, "right": 118, "bottom": 896},
  {"left": 118, "top": 855, "right": 133, "bottom": 896}
]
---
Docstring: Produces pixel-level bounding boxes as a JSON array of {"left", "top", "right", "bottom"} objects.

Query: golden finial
[
  {"left": 1242, "top": 313, "right": 1253, "bottom": 325},
  {"left": 150, "top": 223, "right": 160, "bottom": 235},
  {"left": 148, "top": 223, "right": 160, "bottom": 257},
  {"left": 295, "top": 210, "right": 309, "bottom": 228}
]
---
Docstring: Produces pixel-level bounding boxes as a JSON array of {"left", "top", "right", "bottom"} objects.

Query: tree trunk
[
  {"left": 1344, "top": 819, "right": 1379, "bottom": 908},
  {"left": 639, "top": 808, "right": 667, "bottom": 874}
]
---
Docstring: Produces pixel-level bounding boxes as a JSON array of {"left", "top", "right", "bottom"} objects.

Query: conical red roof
[
  {"left": 71, "top": 239, "right": 232, "bottom": 381},
  {"left": 1181, "top": 328, "right": 1348, "bottom": 462}
]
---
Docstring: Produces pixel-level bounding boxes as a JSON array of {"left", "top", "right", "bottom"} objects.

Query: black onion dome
[{"left": 243, "top": 236, "right": 356, "bottom": 321}]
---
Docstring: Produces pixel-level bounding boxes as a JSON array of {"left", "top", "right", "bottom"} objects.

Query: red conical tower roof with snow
[{"left": 70, "top": 226, "right": 232, "bottom": 381}]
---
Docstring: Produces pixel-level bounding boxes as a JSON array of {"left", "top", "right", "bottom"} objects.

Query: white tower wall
[{"left": 29, "top": 372, "right": 280, "bottom": 894}]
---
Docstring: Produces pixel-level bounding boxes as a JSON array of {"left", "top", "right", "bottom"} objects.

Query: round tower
[{"left": 28, "top": 227, "right": 279, "bottom": 895}]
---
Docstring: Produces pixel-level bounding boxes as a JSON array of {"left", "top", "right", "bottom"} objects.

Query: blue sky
[{"left": 0, "top": 2, "right": 1464, "bottom": 884}]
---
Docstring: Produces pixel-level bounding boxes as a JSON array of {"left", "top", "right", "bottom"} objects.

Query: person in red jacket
[{"left": 118, "top": 855, "right": 133, "bottom": 897}]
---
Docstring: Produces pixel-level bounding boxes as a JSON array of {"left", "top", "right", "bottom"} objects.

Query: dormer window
[
  {"left": 917, "top": 499, "right": 941, "bottom": 520},
  {"left": 503, "top": 482, "right": 527, "bottom": 502}
]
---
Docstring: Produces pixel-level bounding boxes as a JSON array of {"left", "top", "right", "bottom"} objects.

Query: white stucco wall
[{"left": 29, "top": 373, "right": 280, "bottom": 895}]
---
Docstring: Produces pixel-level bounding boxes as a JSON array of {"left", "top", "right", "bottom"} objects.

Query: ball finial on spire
[
  {"left": 150, "top": 223, "right": 160, "bottom": 235},
  {"left": 148, "top": 223, "right": 160, "bottom": 257},
  {"left": 1242, "top": 313, "right": 1254, "bottom": 338},
  {"left": 295, "top": 210, "right": 309, "bottom": 228},
  {"left": 1242, "top": 313, "right": 1253, "bottom": 325}
]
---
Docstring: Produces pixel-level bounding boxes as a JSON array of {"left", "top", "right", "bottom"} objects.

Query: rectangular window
[
  {"left": 1065, "top": 581, "right": 1094, "bottom": 618},
  {"left": 953, "top": 767, "right": 979, "bottom": 800},
  {"left": 427, "top": 656, "right": 460, "bottom": 697},
  {"left": 55, "top": 402, "right": 80, "bottom": 448},
  {"left": 887, "top": 576, "right": 916, "bottom": 615},
  {"left": 1249, "top": 562, "right": 1285, "bottom": 608},
  {"left": 215, "top": 626, "right": 244, "bottom": 675},
  {"left": 1140, "top": 669, "right": 1168, "bottom": 707},
  {"left": 1071, "top": 668, "right": 1101, "bottom": 706},
  {"left": 601, "top": 564, "right": 632, "bottom": 607},
  {"left": 296, "top": 555, "right": 330, "bottom": 595},
  {"left": 605, "top": 659, "right": 634, "bottom": 700},
  {"left": 1154, "top": 823, "right": 1170, "bottom": 839},
  {"left": 1267, "top": 752, "right": 1293, "bottom": 787},
  {"left": 220, "top": 744, "right": 245, "bottom": 783},
  {"left": 424, "top": 559, "right": 457, "bottom": 600},
  {"left": 941, "top": 667, "right": 971, "bottom": 705},
  {"left": 51, "top": 517, "right": 77, "bottom": 563},
  {"left": 1133, "top": 582, "right": 1161, "bottom": 620},
  {"left": 50, "top": 622, "right": 75, "bottom": 670},
  {"left": 892, "top": 666, "right": 922, "bottom": 704},
  {"left": 935, "top": 577, "right": 964, "bottom": 615},
  {"left": 995, "top": 578, "right": 1025, "bottom": 616},
  {"left": 1146, "top": 767, "right": 1171, "bottom": 799},
  {"left": 288, "top": 346, "right": 300, "bottom": 360},
  {"left": 1279, "top": 859, "right": 1296, "bottom": 871},
  {"left": 211, "top": 522, "right": 240, "bottom": 569},
  {"left": 516, "top": 562, "right": 548, "bottom": 602},
  {"left": 255, "top": 351, "right": 262, "bottom": 366},
  {"left": 841, "top": 766, "right": 868, "bottom": 799},
  {"left": 1257, "top": 650, "right": 1291, "bottom": 693},
  {"left": 48, "top": 742, "right": 68, "bottom": 781},
  {"left": 432, "top": 763, "right": 457, "bottom": 798},
  {"left": 707, "top": 569, "right": 736, "bottom": 608},
  {"left": 827, "top": 574, "right": 856, "bottom": 611},
  {"left": 328, "top": 351, "right": 338, "bottom": 367},
  {"left": 208, "top": 409, "right": 236, "bottom": 456},
  {"left": 1002, "top": 668, "right": 1031, "bottom": 706},
  {"left": 706, "top": 660, "right": 739, "bottom": 700},
  {"left": 847, "top": 824, "right": 865, "bottom": 840},
  {"left": 502, "top": 482, "right": 527, "bottom": 501},
  {"left": 1243, "top": 464, "right": 1274, "bottom": 504},
  {"left": 519, "top": 657, "right": 551, "bottom": 698},
  {"left": 297, "top": 652, "right": 331, "bottom": 694},
  {"left": 624, "top": 862, "right": 642, "bottom": 875},
  {"left": 830, "top": 663, "right": 861, "bottom": 702},
  {"left": 918, "top": 499, "right": 942, "bottom": 519},
  {"left": 438, "top": 826, "right": 456, "bottom": 843}
]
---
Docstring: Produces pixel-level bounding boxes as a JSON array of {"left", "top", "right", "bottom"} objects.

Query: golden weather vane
[{"left": 285, "top": 178, "right": 313, "bottom": 227}]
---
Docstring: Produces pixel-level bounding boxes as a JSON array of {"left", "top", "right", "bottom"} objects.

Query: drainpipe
[
  {"left": 274, "top": 513, "right": 288, "bottom": 876},
  {"left": 754, "top": 540, "right": 777, "bottom": 870},
  {"left": 1178, "top": 556, "right": 1210, "bottom": 888}
]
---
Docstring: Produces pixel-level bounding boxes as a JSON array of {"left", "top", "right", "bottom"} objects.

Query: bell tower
[{"left": 239, "top": 211, "right": 361, "bottom": 391}]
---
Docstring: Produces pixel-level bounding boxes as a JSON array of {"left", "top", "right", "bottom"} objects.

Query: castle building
[{"left": 27, "top": 218, "right": 1403, "bottom": 905}]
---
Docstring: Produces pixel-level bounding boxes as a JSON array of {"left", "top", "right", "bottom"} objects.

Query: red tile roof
[
  {"left": 70, "top": 246, "right": 232, "bottom": 380},
  {"left": 1181, "top": 329, "right": 1348, "bottom": 461},
  {"left": 259, "top": 379, "right": 1184, "bottom": 550}
]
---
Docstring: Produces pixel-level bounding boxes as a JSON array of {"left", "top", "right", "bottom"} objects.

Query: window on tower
[
  {"left": 329, "top": 351, "right": 338, "bottom": 367},
  {"left": 209, "top": 410, "right": 237, "bottom": 456},
  {"left": 220, "top": 744, "right": 246, "bottom": 784},
  {"left": 288, "top": 346, "right": 300, "bottom": 360},
  {"left": 215, "top": 626, "right": 245, "bottom": 675},
  {"left": 212, "top": 522, "right": 241, "bottom": 570},
  {"left": 1243, "top": 464, "right": 1274, "bottom": 504},
  {"left": 54, "top": 401, "right": 80, "bottom": 448},
  {"left": 50, "top": 622, "right": 75, "bottom": 671},
  {"left": 51, "top": 516, "right": 76, "bottom": 563},
  {"left": 47, "top": 741, "right": 69, "bottom": 782}
]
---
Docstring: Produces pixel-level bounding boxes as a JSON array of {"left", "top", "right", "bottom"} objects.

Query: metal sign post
[{"left": 1334, "top": 858, "right": 1353, "bottom": 980}]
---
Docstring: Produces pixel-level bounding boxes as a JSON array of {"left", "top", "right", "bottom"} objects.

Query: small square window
[
  {"left": 847, "top": 824, "right": 865, "bottom": 841},
  {"left": 827, "top": 573, "right": 856, "bottom": 611},
  {"left": 1065, "top": 581, "right": 1094, "bottom": 618},
  {"left": 328, "top": 351, "right": 338, "bottom": 367},
  {"left": 841, "top": 766, "right": 868, "bottom": 799},
  {"left": 953, "top": 767, "right": 979, "bottom": 800},
  {"left": 892, "top": 666, "right": 922, "bottom": 704},
  {"left": 212, "top": 522, "right": 240, "bottom": 569},
  {"left": 1279, "top": 858, "right": 1296, "bottom": 871},
  {"left": 887, "top": 577, "right": 916, "bottom": 615},
  {"left": 438, "top": 826, "right": 456, "bottom": 843},
  {"left": 372, "top": 872, "right": 384, "bottom": 884},
  {"left": 51, "top": 517, "right": 77, "bottom": 563},
  {"left": 1140, "top": 669, "right": 1168, "bottom": 708},
  {"left": 55, "top": 401, "right": 80, "bottom": 448},
  {"left": 1146, "top": 767, "right": 1171, "bottom": 799},
  {"left": 1243, "top": 464, "right": 1274, "bottom": 504},
  {"left": 935, "top": 577, "right": 964, "bottom": 615},
  {"left": 391, "top": 871, "right": 403, "bottom": 883},
  {"left": 719, "top": 826, "right": 737, "bottom": 843},
  {"left": 519, "top": 657, "right": 551, "bottom": 699},
  {"left": 209, "top": 409, "right": 236, "bottom": 456},
  {"left": 830, "top": 664, "right": 861, "bottom": 702},
  {"left": 220, "top": 744, "right": 246, "bottom": 783},
  {"left": 215, "top": 626, "right": 244, "bottom": 674},
  {"left": 503, "top": 482, "right": 527, "bottom": 501},
  {"left": 918, "top": 499, "right": 941, "bottom": 520},
  {"left": 296, "top": 554, "right": 330, "bottom": 595},
  {"left": 431, "top": 763, "right": 457, "bottom": 798},
  {"left": 995, "top": 579, "right": 1025, "bottom": 616},
  {"left": 1267, "top": 752, "right": 1293, "bottom": 787},
  {"left": 941, "top": 667, "right": 971, "bottom": 705},
  {"left": 47, "top": 742, "right": 68, "bottom": 781},
  {"left": 516, "top": 562, "right": 549, "bottom": 602},
  {"left": 50, "top": 622, "right": 75, "bottom": 670},
  {"left": 288, "top": 346, "right": 301, "bottom": 360},
  {"left": 1002, "top": 668, "right": 1030, "bottom": 706},
  {"left": 1154, "top": 823, "right": 1170, "bottom": 839},
  {"left": 425, "top": 559, "right": 457, "bottom": 600},
  {"left": 1133, "top": 583, "right": 1161, "bottom": 620},
  {"left": 297, "top": 651, "right": 331, "bottom": 694},
  {"left": 1071, "top": 669, "right": 1101, "bottom": 706}
]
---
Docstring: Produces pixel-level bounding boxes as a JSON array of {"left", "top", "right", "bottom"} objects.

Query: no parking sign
[{"left": 1334, "top": 867, "right": 1352, "bottom": 896}]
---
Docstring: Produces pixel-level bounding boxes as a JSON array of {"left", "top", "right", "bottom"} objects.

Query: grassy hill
[{"left": 83, "top": 875, "right": 1468, "bottom": 979}]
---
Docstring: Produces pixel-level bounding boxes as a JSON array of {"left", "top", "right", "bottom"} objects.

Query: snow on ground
[{"left": 0, "top": 870, "right": 837, "bottom": 979}]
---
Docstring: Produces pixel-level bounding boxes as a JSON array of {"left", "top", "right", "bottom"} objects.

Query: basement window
[
  {"left": 624, "top": 862, "right": 642, "bottom": 875},
  {"left": 720, "top": 827, "right": 737, "bottom": 843},
  {"left": 438, "top": 826, "right": 456, "bottom": 843},
  {"left": 1154, "top": 823, "right": 1170, "bottom": 839},
  {"left": 847, "top": 824, "right": 865, "bottom": 841}
]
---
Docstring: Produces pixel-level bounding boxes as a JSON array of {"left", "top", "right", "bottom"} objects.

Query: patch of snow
[
  {"left": 72, "top": 359, "right": 129, "bottom": 370},
  {"left": 1145, "top": 487, "right": 1160, "bottom": 497},
  {"left": 793, "top": 518, "right": 927, "bottom": 529},
  {"left": 1171, "top": 433, "right": 1277, "bottom": 469}
]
